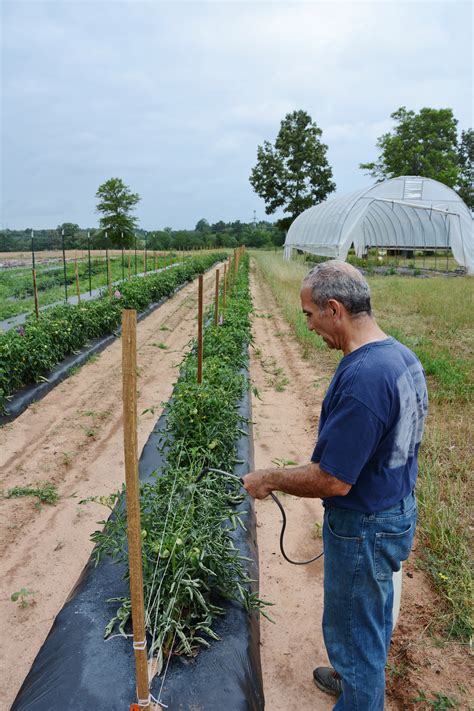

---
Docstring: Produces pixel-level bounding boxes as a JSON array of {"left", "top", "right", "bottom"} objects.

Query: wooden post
[
  {"left": 214, "top": 269, "right": 220, "bottom": 327},
  {"left": 75, "top": 258, "right": 81, "bottom": 303},
  {"left": 223, "top": 263, "right": 227, "bottom": 309},
  {"left": 153, "top": 251, "right": 156, "bottom": 272},
  {"left": 227, "top": 255, "right": 232, "bottom": 292},
  {"left": 197, "top": 274, "right": 204, "bottom": 384},
  {"left": 107, "top": 253, "right": 112, "bottom": 297},
  {"left": 233, "top": 250, "right": 237, "bottom": 285},
  {"left": 128, "top": 251, "right": 131, "bottom": 279},
  {"left": 143, "top": 250, "right": 146, "bottom": 275},
  {"left": 32, "top": 269, "right": 40, "bottom": 320},
  {"left": 122, "top": 310, "right": 151, "bottom": 711}
]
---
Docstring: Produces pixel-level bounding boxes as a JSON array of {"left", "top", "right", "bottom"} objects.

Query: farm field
[
  {"left": 0, "top": 250, "right": 183, "bottom": 322},
  {"left": 0, "top": 249, "right": 194, "bottom": 267},
  {"left": 251, "top": 252, "right": 473, "bottom": 710},
  {"left": 1, "top": 250, "right": 472, "bottom": 710},
  {"left": 0, "top": 266, "right": 223, "bottom": 710}
]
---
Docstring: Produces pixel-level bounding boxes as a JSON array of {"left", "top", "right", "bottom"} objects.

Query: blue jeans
[{"left": 322, "top": 492, "right": 417, "bottom": 710}]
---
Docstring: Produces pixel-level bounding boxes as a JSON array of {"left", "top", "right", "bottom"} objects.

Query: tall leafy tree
[
  {"left": 195, "top": 218, "right": 211, "bottom": 234},
  {"left": 249, "top": 110, "right": 336, "bottom": 231},
  {"left": 95, "top": 177, "right": 141, "bottom": 248},
  {"left": 360, "top": 107, "right": 459, "bottom": 188},
  {"left": 456, "top": 129, "right": 473, "bottom": 209},
  {"left": 57, "top": 222, "right": 80, "bottom": 248}
]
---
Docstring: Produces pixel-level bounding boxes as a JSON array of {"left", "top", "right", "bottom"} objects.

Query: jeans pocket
[
  {"left": 326, "top": 509, "right": 362, "bottom": 542},
  {"left": 375, "top": 521, "right": 415, "bottom": 580}
]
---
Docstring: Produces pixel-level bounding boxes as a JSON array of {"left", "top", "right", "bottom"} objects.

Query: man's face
[{"left": 300, "top": 286, "right": 338, "bottom": 349}]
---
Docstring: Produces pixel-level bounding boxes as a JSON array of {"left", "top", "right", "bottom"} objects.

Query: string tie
[{"left": 133, "top": 639, "right": 147, "bottom": 651}]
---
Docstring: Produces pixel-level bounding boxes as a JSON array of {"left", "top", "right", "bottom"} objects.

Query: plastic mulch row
[
  {"left": 1, "top": 264, "right": 219, "bottom": 425},
  {"left": 12, "top": 370, "right": 264, "bottom": 711}
]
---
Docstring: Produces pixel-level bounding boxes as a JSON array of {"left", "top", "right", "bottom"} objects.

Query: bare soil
[
  {"left": 249, "top": 260, "right": 473, "bottom": 710},
  {"left": 0, "top": 266, "right": 221, "bottom": 711}
]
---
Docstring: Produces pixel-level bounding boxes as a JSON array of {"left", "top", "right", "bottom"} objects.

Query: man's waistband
[{"left": 323, "top": 490, "right": 416, "bottom": 516}]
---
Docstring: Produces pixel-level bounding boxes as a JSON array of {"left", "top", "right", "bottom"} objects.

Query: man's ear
[{"left": 327, "top": 299, "right": 340, "bottom": 317}]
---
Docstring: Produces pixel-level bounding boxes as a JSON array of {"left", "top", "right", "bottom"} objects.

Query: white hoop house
[{"left": 284, "top": 176, "right": 474, "bottom": 274}]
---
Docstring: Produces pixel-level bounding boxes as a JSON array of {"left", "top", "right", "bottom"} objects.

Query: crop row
[
  {"left": 88, "top": 254, "right": 268, "bottom": 672},
  {"left": 0, "top": 252, "right": 227, "bottom": 412},
  {"left": 2, "top": 254, "right": 178, "bottom": 299}
]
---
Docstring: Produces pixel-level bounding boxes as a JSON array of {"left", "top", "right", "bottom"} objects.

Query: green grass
[
  {"left": 252, "top": 251, "right": 473, "bottom": 641},
  {"left": 412, "top": 690, "right": 460, "bottom": 709},
  {"left": 4, "top": 481, "right": 60, "bottom": 507},
  {"left": 369, "top": 276, "right": 473, "bottom": 402}
]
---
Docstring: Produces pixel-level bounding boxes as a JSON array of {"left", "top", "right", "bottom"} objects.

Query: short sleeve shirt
[{"left": 311, "top": 337, "right": 428, "bottom": 513}]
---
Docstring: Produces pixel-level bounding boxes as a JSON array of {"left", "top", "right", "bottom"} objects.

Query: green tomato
[{"left": 190, "top": 547, "right": 200, "bottom": 558}]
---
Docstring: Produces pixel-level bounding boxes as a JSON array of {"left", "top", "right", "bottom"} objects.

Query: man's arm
[{"left": 242, "top": 461, "right": 351, "bottom": 500}]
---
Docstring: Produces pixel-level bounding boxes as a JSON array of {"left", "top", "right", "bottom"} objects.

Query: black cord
[{"left": 198, "top": 467, "right": 324, "bottom": 566}]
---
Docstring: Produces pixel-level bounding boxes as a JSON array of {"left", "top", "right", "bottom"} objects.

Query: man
[{"left": 243, "top": 260, "right": 428, "bottom": 710}]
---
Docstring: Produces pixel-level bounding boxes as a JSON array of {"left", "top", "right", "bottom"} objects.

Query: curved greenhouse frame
[{"left": 284, "top": 176, "right": 473, "bottom": 274}]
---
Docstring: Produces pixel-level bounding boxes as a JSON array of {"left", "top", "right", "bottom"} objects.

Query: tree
[
  {"left": 249, "top": 110, "right": 336, "bottom": 231},
  {"left": 211, "top": 220, "right": 227, "bottom": 233},
  {"left": 360, "top": 107, "right": 459, "bottom": 188},
  {"left": 95, "top": 177, "right": 141, "bottom": 248},
  {"left": 456, "top": 129, "right": 473, "bottom": 209},
  {"left": 195, "top": 218, "right": 211, "bottom": 234},
  {"left": 57, "top": 222, "right": 80, "bottom": 248}
]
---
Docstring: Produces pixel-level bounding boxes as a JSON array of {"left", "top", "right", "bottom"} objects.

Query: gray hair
[{"left": 302, "top": 260, "right": 372, "bottom": 316}]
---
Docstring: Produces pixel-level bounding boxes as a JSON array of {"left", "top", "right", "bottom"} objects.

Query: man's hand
[
  {"left": 242, "top": 469, "right": 275, "bottom": 500},
  {"left": 243, "top": 461, "right": 351, "bottom": 500}
]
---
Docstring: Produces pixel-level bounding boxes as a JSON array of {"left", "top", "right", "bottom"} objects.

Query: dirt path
[
  {"left": 0, "top": 266, "right": 221, "bottom": 711},
  {"left": 249, "top": 261, "right": 334, "bottom": 711}
]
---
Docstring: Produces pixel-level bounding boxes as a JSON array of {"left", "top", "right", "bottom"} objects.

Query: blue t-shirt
[{"left": 311, "top": 337, "right": 428, "bottom": 513}]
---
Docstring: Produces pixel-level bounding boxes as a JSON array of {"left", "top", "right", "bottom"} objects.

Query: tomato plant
[
  {"left": 89, "top": 255, "right": 270, "bottom": 670},
  {"left": 0, "top": 253, "right": 227, "bottom": 412}
]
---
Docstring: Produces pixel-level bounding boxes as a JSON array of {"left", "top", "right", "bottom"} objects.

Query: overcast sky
[{"left": 1, "top": 0, "right": 472, "bottom": 231}]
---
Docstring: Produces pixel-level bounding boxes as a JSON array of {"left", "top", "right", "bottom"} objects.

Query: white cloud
[{"left": 1, "top": 0, "right": 472, "bottom": 229}]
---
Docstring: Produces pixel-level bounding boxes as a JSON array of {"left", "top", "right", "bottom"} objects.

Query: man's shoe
[{"left": 313, "top": 667, "right": 342, "bottom": 697}]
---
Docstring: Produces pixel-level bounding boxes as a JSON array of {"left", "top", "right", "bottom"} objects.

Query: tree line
[{"left": 0, "top": 219, "right": 285, "bottom": 253}]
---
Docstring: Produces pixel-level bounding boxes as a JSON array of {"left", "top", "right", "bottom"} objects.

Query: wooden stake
[
  {"left": 197, "top": 274, "right": 204, "bottom": 384},
  {"left": 233, "top": 250, "right": 237, "bottom": 285},
  {"left": 143, "top": 250, "right": 146, "bottom": 275},
  {"left": 107, "top": 254, "right": 112, "bottom": 297},
  {"left": 153, "top": 251, "right": 156, "bottom": 272},
  {"left": 227, "top": 256, "right": 232, "bottom": 292},
  {"left": 214, "top": 269, "right": 220, "bottom": 327},
  {"left": 223, "top": 263, "right": 227, "bottom": 309},
  {"left": 75, "top": 258, "right": 81, "bottom": 303},
  {"left": 128, "top": 251, "right": 131, "bottom": 279},
  {"left": 122, "top": 310, "right": 150, "bottom": 711},
  {"left": 32, "top": 268, "right": 40, "bottom": 320}
]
